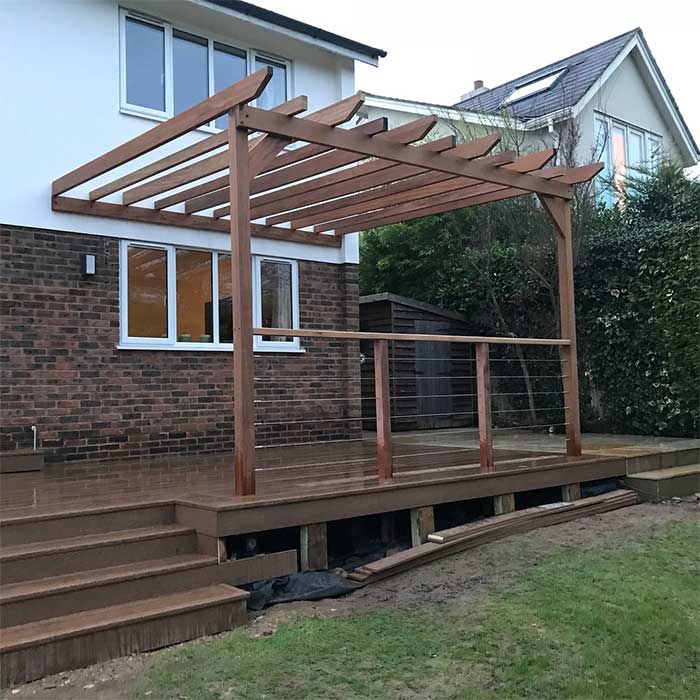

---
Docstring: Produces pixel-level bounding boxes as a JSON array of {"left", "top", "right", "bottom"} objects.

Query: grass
[{"left": 134, "top": 519, "right": 700, "bottom": 700}]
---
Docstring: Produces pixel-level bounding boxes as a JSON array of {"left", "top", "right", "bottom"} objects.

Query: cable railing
[{"left": 249, "top": 327, "right": 580, "bottom": 483}]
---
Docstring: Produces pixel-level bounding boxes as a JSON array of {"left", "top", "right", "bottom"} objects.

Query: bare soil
[{"left": 4, "top": 500, "right": 697, "bottom": 700}]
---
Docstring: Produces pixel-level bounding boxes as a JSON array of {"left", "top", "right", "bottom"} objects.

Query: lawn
[{"left": 134, "top": 518, "right": 700, "bottom": 700}]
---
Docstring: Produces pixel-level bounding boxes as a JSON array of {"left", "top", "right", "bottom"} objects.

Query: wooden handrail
[{"left": 253, "top": 327, "right": 570, "bottom": 346}]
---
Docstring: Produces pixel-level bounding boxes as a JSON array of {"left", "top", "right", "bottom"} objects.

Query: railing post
[
  {"left": 373, "top": 339, "right": 393, "bottom": 482},
  {"left": 475, "top": 342, "right": 494, "bottom": 472}
]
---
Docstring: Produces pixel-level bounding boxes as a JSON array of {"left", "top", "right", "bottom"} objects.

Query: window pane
[
  {"left": 218, "top": 254, "right": 233, "bottom": 343},
  {"left": 255, "top": 56, "right": 287, "bottom": 111},
  {"left": 611, "top": 125, "right": 626, "bottom": 195},
  {"left": 260, "top": 261, "right": 293, "bottom": 342},
  {"left": 127, "top": 246, "right": 168, "bottom": 338},
  {"left": 125, "top": 17, "right": 165, "bottom": 111},
  {"left": 173, "top": 30, "right": 208, "bottom": 116},
  {"left": 594, "top": 117, "right": 615, "bottom": 206},
  {"left": 628, "top": 131, "right": 644, "bottom": 171},
  {"left": 648, "top": 136, "right": 662, "bottom": 169},
  {"left": 176, "top": 250, "right": 212, "bottom": 342},
  {"left": 214, "top": 43, "right": 247, "bottom": 129}
]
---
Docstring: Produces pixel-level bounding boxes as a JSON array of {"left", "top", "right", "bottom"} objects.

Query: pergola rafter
[{"left": 50, "top": 68, "right": 604, "bottom": 495}]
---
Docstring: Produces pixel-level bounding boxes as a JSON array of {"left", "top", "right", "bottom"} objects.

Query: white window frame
[
  {"left": 118, "top": 241, "right": 302, "bottom": 353},
  {"left": 593, "top": 112, "right": 663, "bottom": 204},
  {"left": 119, "top": 8, "right": 293, "bottom": 130},
  {"left": 593, "top": 112, "right": 662, "bottom": 172},
  {"left": 253, "top": 256, "right": 300, "bottom": 352},
  {"left": 250, "top": 51, "right": 293, "bottom": 108}
]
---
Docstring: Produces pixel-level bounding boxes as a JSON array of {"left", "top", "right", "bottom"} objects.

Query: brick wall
[{"left": 0, "top": 225, "right": 361, "bottom": 462}]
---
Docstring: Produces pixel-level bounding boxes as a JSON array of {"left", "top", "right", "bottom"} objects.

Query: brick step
[
  {"left": 0, "top": 524, "right": 197, "bottom": 584},
  {"left": 0, "top": 584, "right": 249, "bottom": 687},
  {"left": 625, "top": 464, "right": 700, "bottom": 500},
  {"left": 0, "top": 501, "right": 175, "bottom": 546},
  {"left": 0, "top": 553, "right": 218, "bottom": 628}
]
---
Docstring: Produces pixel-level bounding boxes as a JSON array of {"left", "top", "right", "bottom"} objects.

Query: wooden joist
[
  {"left": 197, "top": 115, "right": 439, "bottom": 218},
  {"left": 236, "top": 106, "right": 574, "bottom": 198},
  {"left": 53, "top": 67, "right": 272, "bottom": 196},
  {"left": 123, "top": 95, "right": 369, "bottom": 206},
  {"left": 311, "top": 148, "right": 556, "bottom": 233},
  {"left": 87, "top": 96, "right": 309, "bottom": 201},
  {"left": 348, "top": 490, "right": 638, "bottom": 584},
  {"left": 243, "top": 135, "right": 459, "bottom": 222}
]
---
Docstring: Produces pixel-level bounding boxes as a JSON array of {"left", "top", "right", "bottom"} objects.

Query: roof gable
[{"left": 455, "top": 29, "right": 638, "bottom": 119}]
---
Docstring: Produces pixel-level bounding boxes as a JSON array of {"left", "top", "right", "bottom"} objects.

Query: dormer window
[
  {"left": 501, "top": 69, "right": 566, "bottom": 106},
  {"left": 120, "top": 9, "right": 291, "bottom": 128}
]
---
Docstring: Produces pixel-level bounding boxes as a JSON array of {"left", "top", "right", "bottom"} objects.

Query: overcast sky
[{"left": 258, "top": 0, "right": 699, "bottom": 146}]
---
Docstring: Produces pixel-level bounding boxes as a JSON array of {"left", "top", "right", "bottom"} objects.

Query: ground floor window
[{"left": 119, "top": 241, "right": 299, "bottom": 351}]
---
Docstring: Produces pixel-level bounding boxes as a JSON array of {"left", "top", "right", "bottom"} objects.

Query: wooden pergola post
[
  {"left": 229, "top": 107, "right": 256, "bottom": 495},
  {"left": 539, "top": 195, "right": 583, "bottom": 457}
]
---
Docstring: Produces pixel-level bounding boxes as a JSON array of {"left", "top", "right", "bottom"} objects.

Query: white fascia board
[
  {"left": 362, "top": 95, "right": 524, "bottom": 130},
  {"left": 571, "top": 35, "right": 698, "bottom": 163},
  {"left": 188, "top": 0, "right": 380, "bottom": 65}
]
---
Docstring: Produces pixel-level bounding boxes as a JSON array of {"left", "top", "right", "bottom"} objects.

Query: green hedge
[{"left": 360, "top": 164, "right": 700, "bottom": 438}]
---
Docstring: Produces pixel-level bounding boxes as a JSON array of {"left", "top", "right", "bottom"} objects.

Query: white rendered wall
[{"left": 0, "top": 0, "right": 360, "bottom": 264}]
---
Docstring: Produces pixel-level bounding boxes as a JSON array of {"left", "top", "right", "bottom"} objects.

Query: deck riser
[
  {"left": 0, "top": 532, "right": 197, "bottom": 584},
  {"left": 0, "top": 563, "right": 219, "bottom": 628},
  {"left": 625, "top": 473, "right": 700, "bottom": 500},
  {"left": 625, "top": 447, "right": 700, "bottom": 474},
  {"left": 0, "top": 504, "right": 175, "bottom": 546},
  {"left": 0, "top": 599, "right": 247, "bottom": 687}
]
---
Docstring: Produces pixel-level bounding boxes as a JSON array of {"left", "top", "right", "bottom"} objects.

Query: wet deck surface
[
  {"left": 1, "top": 437, "right": 558, "bottom": 514},
  {"left": 2, "top": 431, "right": 695, "bottom": 517}
]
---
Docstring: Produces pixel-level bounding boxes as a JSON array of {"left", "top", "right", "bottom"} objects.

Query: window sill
[
  {"left": 116, "top": 343, "right": 306, "bottom": 354},
  {"left": 119, "top": 106, "right": 221, "bottom": 134}
]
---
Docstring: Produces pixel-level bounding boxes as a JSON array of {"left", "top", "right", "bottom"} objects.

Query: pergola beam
[
  {"left": 265, "top": 135, "right": 505, "bottom": 227},
  {"left": 187, "top": 115, "right": 438, "bottom": 216},
  {"left": 331, "top": 162, "right": 604, "bottom": 235},
  {"left": 53, "top": 67, "right": 272, "bottom": 196},
  {"left": 182, "top": 117, "right": 390, "bottom": 214},
  {"left": 307, "top": 149, "right": 555, "bottom": 232},
  {"left": 239, "top": 134, "right": 459, "bottom": 221},
  {"left": 154, "top": 118, "right": 382, "bottom": 212},
  {"left": 87, "top": 96, "right": 309, "bottom": 201},
  {"left": 236, "top": 106, "right": 573, "bottom": 198},
  {"left": 51, "top": 195, "right": 341, "bottom": 247},
  {"left": 122, "top": 95, "right": 363, "bottom": 206}
]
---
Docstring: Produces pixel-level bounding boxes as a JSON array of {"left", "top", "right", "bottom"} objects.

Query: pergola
[{"left": 52, "top": 67, "right": 603, "bottom": 496}]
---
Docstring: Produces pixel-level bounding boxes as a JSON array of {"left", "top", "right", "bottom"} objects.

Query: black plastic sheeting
[{"left": 246, "top": 571, "right": 357, "bottom": 611}]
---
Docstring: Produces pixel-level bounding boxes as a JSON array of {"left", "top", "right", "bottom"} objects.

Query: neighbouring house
[
  {"left": 358, "top": 29, "right": 699, "bottom": 203},
  {"left": 0, "top": 0, "right": 385, "bottom": 462}
]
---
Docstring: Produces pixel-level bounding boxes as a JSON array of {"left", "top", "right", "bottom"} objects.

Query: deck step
[
  {"left": 0, "top": 449, "right": 44, "bottom": 474},
  {"left": 0, "top": 502, "right": 175, "bottom": 546},
  {"left": 0, "top": 524, "right": 197, "bottom": 584},
  {"left": 0, "top": 584, "right": 249, "bottom": 687},
  {"left": 625, "top": 464, "right": 700, "bottom": 500},
  {"left": 0, "top": 554, "right": 218, "bottom": 627}
]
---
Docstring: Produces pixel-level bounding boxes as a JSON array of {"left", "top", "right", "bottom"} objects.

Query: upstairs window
[
  {"left": 120, "top": 10, "right": 291, "bottom": 127},
  {"left": 255, "top": 56, "right": 288, "bottom": 111},
  {"left": 124, "top": 17, "right": 165, "bottom": 113},
  {"left": 594, "top": 113, "right": 663, "bottom": 206}
]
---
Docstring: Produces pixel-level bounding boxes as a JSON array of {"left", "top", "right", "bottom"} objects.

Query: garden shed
[{"left": 360, "top": 293, "right": 476, "bottom": 432}]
